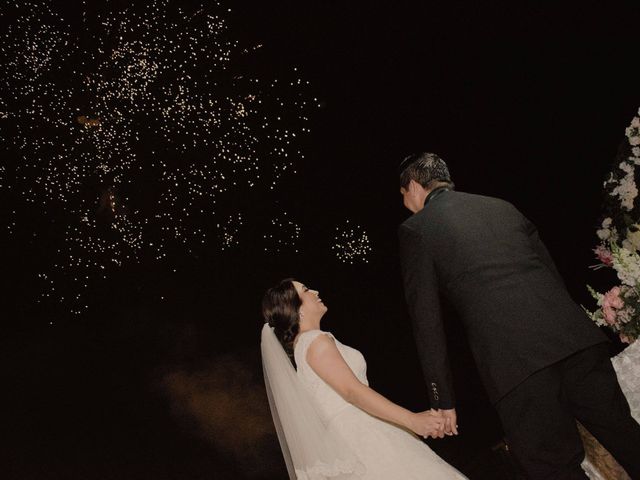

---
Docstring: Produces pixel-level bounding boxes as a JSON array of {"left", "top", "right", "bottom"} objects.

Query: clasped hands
[{"left": 410, "top": 408, "right": 458, "bottom": 439}]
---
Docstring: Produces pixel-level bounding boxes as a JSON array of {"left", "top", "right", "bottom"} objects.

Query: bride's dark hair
[{"left": 262, "top": 278, "right": 302, "bottom": 364}]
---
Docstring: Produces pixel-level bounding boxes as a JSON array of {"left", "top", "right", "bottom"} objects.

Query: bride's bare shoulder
[{"left": 305, "top": 332, "right": 337, "bottom": 358}]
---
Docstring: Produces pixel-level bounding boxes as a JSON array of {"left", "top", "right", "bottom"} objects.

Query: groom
[{"left": 397, "top": 152, "right": 640, "bottom": 479}]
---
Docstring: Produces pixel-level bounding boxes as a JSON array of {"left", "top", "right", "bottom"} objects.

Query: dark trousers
[{"left": 495, "top": 342, "right": 640, "bottom": 480}]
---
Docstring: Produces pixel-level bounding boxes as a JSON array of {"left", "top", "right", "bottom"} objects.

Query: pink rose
[
  {"left": 602, "top": 286, "right": 625, "bottom": 325},
  {"left": 603, "top": 286, "right": 624, "bottom": 308},
  {"left": 603, "top": 305, "right": 617, "bottom": 325},
  {"left": 593, "top": 245, "right": 613, "bottom": 266}
]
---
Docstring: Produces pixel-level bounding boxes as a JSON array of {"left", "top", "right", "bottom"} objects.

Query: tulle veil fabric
[{"left": 261, "top": 324, "right": 365, "bottom": 479}]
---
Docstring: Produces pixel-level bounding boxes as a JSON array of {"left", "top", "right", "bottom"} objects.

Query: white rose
[
  {"left": 626, "top": 228, "right": 640, "bottom": 251},
  {"left": 603, "top": 217, "right": 613, "bottom": 228},
  {"left": 630, "top": 136, "right": 640, "bottom": 147},
  {"left": 598, "top": 228, "right": 611, "bottom": 240},
  {"left": 633, "top": 147, "right": 640, "bottom": 157}
]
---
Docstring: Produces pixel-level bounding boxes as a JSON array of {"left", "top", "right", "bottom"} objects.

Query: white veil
[{"left": 261, "top": 323, "right": 365, "bottom": 479}]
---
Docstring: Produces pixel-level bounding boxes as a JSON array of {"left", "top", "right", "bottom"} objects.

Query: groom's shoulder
[
  {"left": 399, "top": 205, "right": 430, "bottom": 230},
  {"left": 449, "top": 190, "right": 500, "bottom": 202},
  {"left": 398, "top": 205, "right": 437, "bottom": 237},
  {"left": 449, "top": 190, "right": 515, "bottom": 209},
  {"left": 398, "top": 191, "right": 515, "bottom": 230}
]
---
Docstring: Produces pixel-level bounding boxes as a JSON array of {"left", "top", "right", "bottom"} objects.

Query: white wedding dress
[{"left": 294, "top": 330, "right": 468, "bottom": 480}]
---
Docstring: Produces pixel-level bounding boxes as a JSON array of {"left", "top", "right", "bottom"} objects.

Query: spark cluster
[
  {"left": 0, "top": 0, "right": 314, "bottom": 313},
  {"left": 332, "top": 221, "right": 372, "bottom": 264},
  {"left": 263, "top": 212, "right": 301, "bottom": 253},
  {"left": 218, "top": 214, "right": 242, "bottom": 250}
]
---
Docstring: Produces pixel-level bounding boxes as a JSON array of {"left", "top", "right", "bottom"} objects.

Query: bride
[{"left": 261, "top": 278, "right": 467, "bottom": 479}]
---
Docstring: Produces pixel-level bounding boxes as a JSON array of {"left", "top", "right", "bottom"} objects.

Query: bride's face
[{"left": 293, "top": 281, "right": 328, "bottom": 318}]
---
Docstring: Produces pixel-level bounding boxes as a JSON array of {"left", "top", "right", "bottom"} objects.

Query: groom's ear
[{"left": 408, "top": 179, "right": 422, "bottom": 194}]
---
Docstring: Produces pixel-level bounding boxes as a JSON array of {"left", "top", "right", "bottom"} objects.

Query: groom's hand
[
  {"left": 441, "top": 408, "right": 458, "bottom": 436},
  {"left": 428, "top": 409, "right": 446, "bottom": 438},
  {"left": 411, "top": 410, "right": 445, "bottom": 439}
]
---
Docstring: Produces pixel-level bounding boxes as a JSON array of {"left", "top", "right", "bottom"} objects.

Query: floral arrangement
[{"left": 586, "top": 108, "right": 640, "bottom": 344}]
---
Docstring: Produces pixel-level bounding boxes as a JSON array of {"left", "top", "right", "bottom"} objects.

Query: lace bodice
[{"left": 294, "top": 330, "right": 369, "bottom": 424}]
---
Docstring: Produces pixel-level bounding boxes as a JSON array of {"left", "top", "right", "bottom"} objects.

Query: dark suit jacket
[{"left": 398, "top": 189, "right": 607, "bottom": 408}]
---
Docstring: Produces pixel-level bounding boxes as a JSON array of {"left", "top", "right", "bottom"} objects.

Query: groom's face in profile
[{"left": 400, "top": 186, "right": 411, "bottom": 211}]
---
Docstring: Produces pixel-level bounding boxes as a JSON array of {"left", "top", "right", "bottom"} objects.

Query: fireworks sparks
[
  {"left": 1, "top": 0, "right": 314, "bottom": 313},
  {"left": 263, "top": 212, "right": 301, "bottom": 254},
  {"left": 218, "top": 214, "right": 242, "bottom": 250},
  {"left": 332, "top": 221, "right": 372, "bottom": 264}
]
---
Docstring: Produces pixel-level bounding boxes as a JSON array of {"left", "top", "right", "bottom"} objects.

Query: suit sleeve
[
  {"left": 398, "top": 223, "right": 455, "bottom": 409},
  {"left": 522, "top": 215, "right": 566, "bottom": 287}
]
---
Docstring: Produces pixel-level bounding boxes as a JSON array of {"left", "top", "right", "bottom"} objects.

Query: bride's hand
[{"left": 409, "top": 409, "right": 445, "bottom": 439}]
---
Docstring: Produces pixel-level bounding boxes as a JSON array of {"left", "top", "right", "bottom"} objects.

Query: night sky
[{"left": 3, "top": 2, "right": 640, "bottom": 479}]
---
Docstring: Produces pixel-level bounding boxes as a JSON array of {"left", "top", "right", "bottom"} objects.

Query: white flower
[
  {"left": 628, "top": 226, "right": 640, "bottom": 247},
  {"left": 597, "top": 228, "right": 611, "bottom": 240},
  {"left": 587, "top": 309, "right": 607, "bottom": 327},
  {"left": 622, "top": 226, "right": 640, "bottom": 252},
  {"left": 612, "top": 246, "right": 640, "bottom": 287},
  {"left": 620, "top": 161, "right": 634, "bottom": 173},
  {"left": 611, "top": 227, "right": 620, "bottom": 243},
  {"left": 617, "top": 306, "right": 635, "bottom": 324},
  {"left": 623, "top": 236, "right": 640, "bottom": 252},
  {"left": 610, "top": 165, "right": 638, "bottom": 210},
  {"left": 626, "top": 115, "right": 640, "bottom": 145},
  {"left": 633, "top": 147, "right": 640, "bottom": 157},
  {"left": 612, "top": 176, "right": 638, "bottom": 210},
  {"left": 597, "top": 218, "right": 613, "bottom": 240}
]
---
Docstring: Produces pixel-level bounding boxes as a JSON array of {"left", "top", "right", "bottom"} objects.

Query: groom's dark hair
[{"left": 399, "top": 152, "right": 454, "bottom": 190}]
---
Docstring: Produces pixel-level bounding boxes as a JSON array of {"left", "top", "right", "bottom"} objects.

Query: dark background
[{"left": 3, "top": 2, "right": 640, "bottom": 479}]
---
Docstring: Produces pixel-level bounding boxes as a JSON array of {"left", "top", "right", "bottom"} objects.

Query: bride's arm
[{"left": 306, "top": 334, "right": 444, "bottom": 437}]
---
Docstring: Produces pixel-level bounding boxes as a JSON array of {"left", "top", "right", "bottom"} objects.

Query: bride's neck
[{"left": 299, "top": 319, "right": 321, "bottom": 333}]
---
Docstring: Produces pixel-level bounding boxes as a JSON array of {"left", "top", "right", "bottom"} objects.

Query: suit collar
[{"left": 423, "top": 186, "right": 450, "bottom": 207}]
